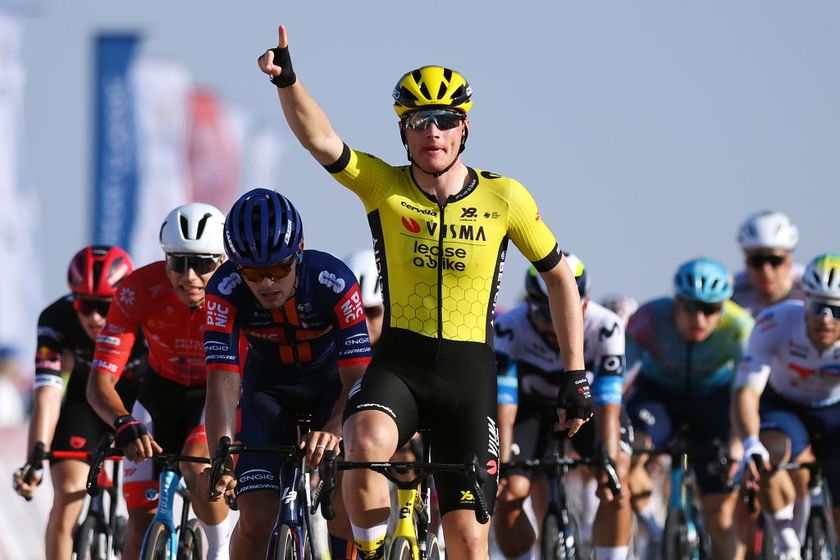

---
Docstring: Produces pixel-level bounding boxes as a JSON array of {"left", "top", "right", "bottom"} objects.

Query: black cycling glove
[
  {"left": 114, "top": 415, "right": 148, "bottom": 448},
  {"left": 556, "top": 369, "right": 594, "bottom": 420},
  {"left": 264, "top": 46, "right": 296, "bottom": 88}
]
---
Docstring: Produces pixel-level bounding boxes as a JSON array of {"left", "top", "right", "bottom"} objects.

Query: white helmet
[
  {"left": 801, "top": 253, "right": 840, "bottom": 300},
  {"left": 160, "top": 202, "right": 225, "bottom": 255},
  {"left": 737, "top": 211, "right": 799, "bottom": 251},
  {"left": 345, "top": 249, "right": 383, "bottom": 308}
]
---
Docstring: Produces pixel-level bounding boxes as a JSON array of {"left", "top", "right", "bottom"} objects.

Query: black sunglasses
[
  {"left": 73, "top": 297, "right": 111, "bottom": 317},
  {"left": 808, "top": 300, "right": 840, "bottom": 321},
  {"left": 166, "top": 254, "right": 221, "bottom": 275},
  {"left": 678, "top": 298, "right": 723, "bottom": 316},
  {"left": 402, "top": 109, "right": 465, "bottom": 131},
  {"left": 527, "top": 301, "right": 554, "bottom": 324},
  {"left": 747, "top": 254, "right": 787, "bottom": 269}
]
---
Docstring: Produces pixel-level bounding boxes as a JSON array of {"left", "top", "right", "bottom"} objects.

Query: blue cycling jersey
[
  {"left": 626, "top": 297, "right": 753, "bottom": 395},
  {"left": 204, "top": 250, "right": 372, "bottom": 385}
]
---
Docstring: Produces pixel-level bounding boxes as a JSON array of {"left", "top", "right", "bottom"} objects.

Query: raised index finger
[{"left": 278, "top": 25, "right": 288, "bottom": 48}]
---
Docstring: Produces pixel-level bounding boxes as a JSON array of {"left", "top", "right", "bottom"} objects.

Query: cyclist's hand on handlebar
[
  {"left": 301, "top": 431, "right": 341, "bottom": 467},
  {"left": 740, "top": 435, "right": 770, "bottom": 482},
  {"left": 12, "top": 467, "right": 42, "bottom": 499},
  {"left": 257, "top": 25, "right": 296, "bottom": 88},
  {"left": 556, "top": 370, "right": 594, "bottom": 437},
  {"left": 114, "top": 415, "right": 161, "bottom": 462},
  {"left": 202, "top": 466, "right": 237, "bottom": 504}
]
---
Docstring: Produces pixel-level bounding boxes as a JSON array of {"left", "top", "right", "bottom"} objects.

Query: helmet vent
[
  {"left": 418, "top": 83, "right": 431, "bottom": 101},
  {"left": 92, "top": 261, "right": 103, "bottom": 288},
  {"left": 195, "top": 214, "right": 210, "bottom": 240},
  {"left": 436, "top": 82, "right": 447, "bottom": 100}
]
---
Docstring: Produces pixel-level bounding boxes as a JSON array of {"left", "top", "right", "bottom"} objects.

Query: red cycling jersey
[{"left": 92, "top": 261, "right": 208, "bottom": 387}]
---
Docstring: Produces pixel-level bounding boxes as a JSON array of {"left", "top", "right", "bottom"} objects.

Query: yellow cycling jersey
[{"left": 325, "top": 145, "right": 562, "bottom": 344}]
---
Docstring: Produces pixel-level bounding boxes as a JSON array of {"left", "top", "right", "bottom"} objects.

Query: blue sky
[{"left": 18, "top": 1, "right": 839, "bottom": 307}]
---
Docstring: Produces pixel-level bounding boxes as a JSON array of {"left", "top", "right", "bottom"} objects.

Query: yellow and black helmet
[{"left": 392, "top": 66, "right": 473, "bottom": 117}]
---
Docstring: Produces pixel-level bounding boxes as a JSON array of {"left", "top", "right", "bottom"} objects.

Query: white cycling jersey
[
  {"left": 495, "top": 301, "right": 625, "bottom": 406},
  {"left": 736, "top": 300, "right": 840, "bottom": 407},
  {"left": 732, "top": 262, "right": 805, "bottom": 317}
]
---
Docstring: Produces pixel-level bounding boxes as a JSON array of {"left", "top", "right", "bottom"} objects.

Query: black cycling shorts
[{"left": 344, "top": 328, "right": 499, "bottom": 516}]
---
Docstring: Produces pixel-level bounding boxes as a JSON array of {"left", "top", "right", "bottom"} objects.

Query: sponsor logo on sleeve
[
  {"left": 92, "top": 359, "right": 118, "bottom": 373},
  {"left": 37, "top": 326, "right": 63, "bottom": 342},
  {"left": 318, "top": 271, "right": 346, "bottom": 294},
  {"left": 335, "top": 286, "right": 364, "bottom": 329},
  {"left": 96, "top": 335, "right": 121, "bottom": 347},
  {"left": 205, "top": 298, "right": 232, "bottom": 331},
  {"left": 119, "top": 288, "right": 136, "bottom": 306},
  {"left": 218, "top": 272, "right": 242, "bottom": 296}
]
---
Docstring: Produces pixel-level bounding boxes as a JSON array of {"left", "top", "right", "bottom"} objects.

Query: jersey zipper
[{"left": 436, "top": 200, "right": 447, "bottom": 352}]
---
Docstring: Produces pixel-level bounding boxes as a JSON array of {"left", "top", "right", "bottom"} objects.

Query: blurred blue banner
[{"left": 91, "top": 33, "right": 139, "bottom": 247}]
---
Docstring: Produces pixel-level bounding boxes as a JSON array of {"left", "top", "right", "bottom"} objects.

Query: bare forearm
[
  {"left": 86, "top": 371, "right": 130, "bottom": 426},
  {"left": 545, "top": 266, "right": 584, "bottom": 371},
  {"left": 277, "top": 82, "right": 343, "bottom": 165},
  {"left": 594, "top": 404, "right": 621, "bottom": 458},
  {"left": 27, "top": 387, "right": 62, "bottom": 451},
  {"left": 205, "top": 370, "right": 241, "bottom": 456},
  {"left": 733, "top": 387, "right": 761, "bottom": 438},
  {"left": 327, "top": 365, "right": 365, "bottom": 435},
  {"left": 497, "top": 403, "right": 518, "bottom": 463}
]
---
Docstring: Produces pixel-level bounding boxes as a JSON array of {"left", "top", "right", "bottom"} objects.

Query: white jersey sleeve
[{"left": 736, "top": 300, "right": 840, "bottom": 407}]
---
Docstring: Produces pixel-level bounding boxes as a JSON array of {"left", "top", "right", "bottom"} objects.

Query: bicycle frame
[
  {"left": 666, "top": 449, "right": 702, "bottom": 555},
  {"left": 265, "top": 458, "right": 313, "bottom": 559},
  {"left": 138, "top": 469, "right": 184, "bottom": 559}
]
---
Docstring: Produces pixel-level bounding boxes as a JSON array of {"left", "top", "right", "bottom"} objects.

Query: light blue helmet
[{"left": 673, "top": 258, "right": 734, "bottom": 304}]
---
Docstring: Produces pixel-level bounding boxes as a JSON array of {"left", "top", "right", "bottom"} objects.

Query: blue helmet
[
  {"left": 223, "top": 188, "right": 303, "bottom": 267},
  {"left": 673, "top": 258, "right": 734, "bottom": 303}
]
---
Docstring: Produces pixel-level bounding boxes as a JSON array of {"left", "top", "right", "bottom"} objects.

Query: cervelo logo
[
  {"left": 399, "top": 200, "right": 437, "bottom": 217},
  {"left": 318, "top": 271, "right": 346, "bottom": 294},
  {"left": 218, "top": 272, "right": 242, "bottom": 296},
  {"left": 96, "top": 335, "right": 121, "bottom": 346},
  {"left": 206, "top": 299, "right": 230, "bottom": 329}
]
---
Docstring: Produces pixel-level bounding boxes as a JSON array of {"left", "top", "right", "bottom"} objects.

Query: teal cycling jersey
[{"left": 626, "top": 297, "right": 754, "bottom": 395}]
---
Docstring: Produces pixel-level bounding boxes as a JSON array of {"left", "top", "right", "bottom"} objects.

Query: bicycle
[
  {"left": 501, "top": 438, "right": 621, "bottom": 560},
  {"left": 750, "top": 455, "right": 838, "bottom": 560},
  {"left": 19, "top": 433, "right": 127, "bottom": 560},
  {"left": 209, "top": 413, "right": 317, "bottom": 560},
  {"left": 639, "top": 428, "right": 721, "bottom": 560},
  {"left": 313, "top": 437, "right": 489, "bottom": 560},
  {"left": 89, "top": 447, "right": 210, "bottom": 560}
]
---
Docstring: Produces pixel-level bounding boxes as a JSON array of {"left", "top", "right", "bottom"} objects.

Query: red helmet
[{"left": 67, "top": 245, "right": 134, "bottom": 298}]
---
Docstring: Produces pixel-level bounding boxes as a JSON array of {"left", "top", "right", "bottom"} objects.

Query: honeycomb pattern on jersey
[{"left": 390, "top": 275, "right": 494, "bottom": 340}]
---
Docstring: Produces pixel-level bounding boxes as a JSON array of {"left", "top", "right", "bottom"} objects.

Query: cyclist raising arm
[{"left": 258, "top": 25, "right": 591, "bottom": 560}]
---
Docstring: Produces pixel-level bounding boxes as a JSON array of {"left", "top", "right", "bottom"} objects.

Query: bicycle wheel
[
  {"left": 540, "top": 512, "right": 577, "bottom": 560},
  {"left": 662, "top": 510, "right": 694, "bottom": 560},
  {"left": 424, "top": 533, "right": 441, "bottom": 560},
  {"left": 141, "top": 520, "right": 171, "bottom": 560},
  {"left": 274, "top": 524, "right": 302, "bottom": 560},
  {"left": 802, "top": 513, "right": 834, "bottom": 560},
  {"left": 388, "top": 536, "right": 414, "bottom": 560},
  {"left": 177, "top": 518, "right": 205, "bottom": 560},
  {"left": 71, "top": 516, "right": 100, "bottom": 560}
]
